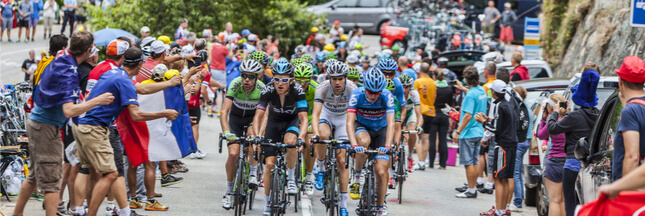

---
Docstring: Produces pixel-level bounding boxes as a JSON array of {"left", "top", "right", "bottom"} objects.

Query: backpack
[{"left": 509, "top": 90, "right": 530, "bottom": 143}]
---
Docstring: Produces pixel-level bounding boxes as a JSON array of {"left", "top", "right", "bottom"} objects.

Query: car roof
[
  {"left": 497, "top": 60, "right": 548, "bottom": 67},
  {"left": 512, "top": 78, "right": 570, "bottom": 91},
  {"left": 437, "top": 50, "right": 487, "bottom": 58}
]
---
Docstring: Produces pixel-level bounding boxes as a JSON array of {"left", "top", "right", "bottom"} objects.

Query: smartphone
[
  {"left": 559, "top": 101, "right": 567, "bottom": 109},
  {"left": 449, "top": 80, "right": 457, "bottom": 85}
]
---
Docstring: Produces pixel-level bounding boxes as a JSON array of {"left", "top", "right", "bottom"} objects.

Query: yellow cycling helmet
[
  {"left": 164, "top": 69, "right": 181, "bottom": 81},
  {"left": 324, "top": 43, "right": 335, "bottom": 52},
  {"left": 354, "top": 43, "right": 363, "bottom": 50},
  {"left": 311, "top": 27, "right": 319, "bottom": 33},
  {"left": 157, "top": 35, "right": 171, "bottom": 45},
  {"left": 340, "top": 34, "right": 348, "bottom": 41}
]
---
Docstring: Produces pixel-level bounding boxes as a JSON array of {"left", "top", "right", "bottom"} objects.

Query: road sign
[
  {"left": 631, "top": 0, "right": 645, "bottom": 27},
  {"left": 524, "top": 17, "right": 541, "bottom": 60}
]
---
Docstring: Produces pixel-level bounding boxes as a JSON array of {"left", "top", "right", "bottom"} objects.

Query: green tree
[{"left": 87, "top": 0, "right": 324, "bottom": 57}]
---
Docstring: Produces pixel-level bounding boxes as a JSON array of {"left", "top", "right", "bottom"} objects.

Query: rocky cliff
[{"left": 550, "top": 0, "right": 645, "bottom": 77}]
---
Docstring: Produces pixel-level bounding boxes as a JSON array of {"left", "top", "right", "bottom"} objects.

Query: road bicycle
[
  {"left": 311, "top": 138, "right": 351, "bottom": 216},
  {"left": 258, "top": 141, "right": 299, "bottom": 216},
  {"left": 349, "top": 148, "right": 393, "bottom": 216},
  {"left": 394, "top": 130, "right": 418, "bottom": 204}
]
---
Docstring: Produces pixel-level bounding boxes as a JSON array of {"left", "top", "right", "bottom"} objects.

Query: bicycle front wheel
[
  {"left": 397, "top": 150, "right": 405, "bottom": 204},
  {"left": 327, "top": 167, "right": 337, "bottom": 216}
]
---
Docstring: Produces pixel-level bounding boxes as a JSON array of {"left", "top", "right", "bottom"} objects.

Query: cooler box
[{"left": 447, "top": 143, "right": 459, "bottom": 166}]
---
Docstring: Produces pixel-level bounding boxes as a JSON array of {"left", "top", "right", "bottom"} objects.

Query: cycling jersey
[
  {"left": 314, "top": 80, "right": 357, "bottom": 115},
  {"left": 257, "top": 82, "right": 308, "bottom": 120},
  {"left": 226, "top": 77, "right": 265, "bottom": 118},
  {"left": 347, "top": 87, "right": 395, "bottom": 131},
  {"left": 393, "top": 94, "right": 401, "bottom": 122},
  {"left": 303, "top": 80, "right": 319, "bottom": 123},
  {"left": 315, "top": 80, "right": 357, "bottom": 141},
  {"left": 404, "top": 89, "right": 421, "bottom": 120},
  {"left": 392, "top": 78, "right": 406, "bottom": 108}
]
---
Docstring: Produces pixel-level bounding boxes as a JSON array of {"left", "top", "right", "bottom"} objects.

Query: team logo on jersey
[
  {"left": 349, "top": 97, "right": 358, "bottom": 106},
  {"left": 387, "top": 95, "right": 394, "bottom": 107},
  {"left": 294, "top": 82, "right": 304, "bottom": 94}
]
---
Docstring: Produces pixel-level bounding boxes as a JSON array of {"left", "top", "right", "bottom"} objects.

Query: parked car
[
  {"left": 476, "top": 60, "right": 554, "bottom": 84},
  {"left": 307, "top": 0, "right": 392, "bottom": 34},
  {"left": 435, "top": 50, "right": 486, "bottom": 80}
]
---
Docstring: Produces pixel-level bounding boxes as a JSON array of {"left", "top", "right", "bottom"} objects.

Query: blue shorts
[
  {"left": 544, "top": 158, "right": 565, "bottom": 183},
  {"left": 458, "top": 137, "right": 481, "bottom": 165}
]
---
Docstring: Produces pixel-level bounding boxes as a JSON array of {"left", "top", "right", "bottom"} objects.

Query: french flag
[{"left": 116, "top": 84, "right": 197, "bottom": 167}]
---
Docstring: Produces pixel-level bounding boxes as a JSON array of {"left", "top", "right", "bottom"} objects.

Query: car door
[
  {"left": 578, "top": 94, "right": 620, "bottom": 203},
  {"left": 354, "top": 0, "right": 384, "bottom": 32},
  {"left": 329, "top": 0, "right": 358, "bottom": 29}
]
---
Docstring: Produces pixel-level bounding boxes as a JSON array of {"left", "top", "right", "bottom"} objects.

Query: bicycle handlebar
[
  {"left": 259, "top": 142, "right": 298, "bottom": 149},
  {"left": 311, "top": 140, "right": 352, "bottom": 145},
  {"left": 401, "top": 130, "right": 418, "bottom": 134}
]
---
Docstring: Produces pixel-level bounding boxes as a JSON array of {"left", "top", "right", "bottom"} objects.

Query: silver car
[{"left": 307, "top": 0, "right": 392, "bottom": 34}]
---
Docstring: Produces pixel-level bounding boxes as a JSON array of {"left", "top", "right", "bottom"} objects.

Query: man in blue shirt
[
  {"left": 398, "top": 57, "right": 417, "bottom": 81},
  {"left": 346, "top": 68, "right": 395, "bottom": 216},
  {"left": 60, "top": 0, "right": 76, "bottom": 37},
  {"left": 0, "top": 0, "right": 14, "bottom": 43},
  {"left": 452, "top": 67, "right": 488, "bottom": 199},
  {"left": 612, "top": 56, "right": 645, "bottom": 182},
  {"left": 12, "top": 31, "right": 114, "bottom": 216},
  {"left": 73, "top": 47, "right": 178, "bottom": 216}
]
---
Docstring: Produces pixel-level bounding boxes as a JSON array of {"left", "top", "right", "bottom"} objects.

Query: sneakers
[
  {"left": 388, "top": 177, "right": 394, "bottom": 189},
  {"left": 287, "top": 180, "right": 298, "bottom": 195},
  {"left": 480, "top": 206, "right": 496, "bottom": 216},
  {"left": 455, "top": 185, "right": 468, "bottom": 193},
  {"left": 161, "top": 173, "right": 184, "bottom": 187},
  {"left": 105, "top": 206, "right": 118, "bottom": 216},
  {"left": 207, "top": 110, "right": 214, "bottom": 117},
  {"left": 478, "top": 187, "right": 494, "bottom": 194},
  {"left": 376, "top": 207, "right": 388, "bottom": 216},
  {"left": 509, "top": 204, "right": 522, "bottom": 212},
  {"left": 130, "top": 198, "right": 144, "bottom": 209},
  {"left": 222, "top": 195, "right": 233, "bottom": 210},
  {"left": 145, "top": 200, "right": 169, "bottom": 211},
  {"left": 7, "top": 39, "right": 13, "bottom": 43},
  {"left": 414, "top": 164, "right": 426, "bottom": 171},
  {"left": 130, "top": 210, "right": 147, "bottom": 216},
  {"left": 314, "top": 172, "right": 325, "bottom": 190},
  {"left": 455, "top": 190, "right": 477, "bottom": 198},
  {"left": 349, "top": 183, "right": 360, "bottom": 200},
  {"left": 192, "top": 150, "right": 207, "bottom": 159},
  {"left": 407, "top": 158, "right": 415, "bottom": 173},
  {"left": 477, "top": 183, "right": 484, "bottom": 189},
  {"left": 249, "top": 175, "right": 259, "bottom": 190},
  {"left": 304, "top": 180, "right": 314, "bottom": 196},
  {"left": 24, "top": 39, "right": 29, "bottom": 43}
]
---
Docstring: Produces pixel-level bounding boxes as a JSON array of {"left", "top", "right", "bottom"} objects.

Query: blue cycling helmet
[
  {"left": 316, "top": 52, "right": 326, "bottom": 62},
  {"left": 241, "top": 29, "right": 251, "bottom": 35},
  {"left": 377, "top": 58, "right": 398, "bottom": 71},
  {"left": 272, "top": 58, "right": 295, "bottom": 76},
  {"left": 363, "top": 67, "right": 387, "bottom": 92}
]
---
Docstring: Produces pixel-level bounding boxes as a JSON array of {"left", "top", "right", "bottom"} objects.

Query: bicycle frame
[
  {"left": 260, "top": 141, "right": 298, "bottom": 216},
  {"left": 312, "top": 139, "right": 351, "bottom": 216}
]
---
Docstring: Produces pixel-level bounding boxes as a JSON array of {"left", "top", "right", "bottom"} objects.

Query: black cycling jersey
[{"left": 257, "top": 82, "right": 308, "bottom": 120}]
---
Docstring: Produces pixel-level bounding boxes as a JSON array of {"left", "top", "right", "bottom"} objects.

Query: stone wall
[{"left": 555, "top": 0, "right": 645, "bottom": 78}]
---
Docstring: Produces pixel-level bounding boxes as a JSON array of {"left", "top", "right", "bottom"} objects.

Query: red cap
[
  {"left": 334, "top": 20, "right": 340, "bottom": 25},
  {"left": 616, "top": 56, "right": 645, "bottom": 83}
]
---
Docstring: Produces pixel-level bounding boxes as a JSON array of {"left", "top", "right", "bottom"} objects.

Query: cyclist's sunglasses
[
  {"left": 366, "top": 90, "right": 381, "bottom": 96},
  {"left": 241, "top": 74, "right": 258, "bottom": 80},
  {"left": 381, "top": 70, "right": 396, "bottom": 77},
  {"left": 295, "top": 78, "right": 310, "bottom": 83},
  {"left": 272, "top": 77, "right": 292, "bottom": 83}
]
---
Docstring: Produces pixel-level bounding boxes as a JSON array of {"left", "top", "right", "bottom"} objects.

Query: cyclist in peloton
[
  {"left": 292, "top": 63, "right": 319, "bottom": 197},
  {"left": 252, "top": 58, "right": 308, "bottom": 216},
  {"left": 310, "top": 61, "right": 357, "bottom": 216},
  {"left": 347, "top": 67, "right": 363, "bottom": 87},
  {"left": 248, "top": 51, "right": 273, "bottom": 85},
  {"left": 399, "top": 74, "right": 425, "bottom": 173},
  {"left": 347, "top": 68, "right": 396, "bottom": 216},
  {"left": 384, "top": 79, "right": 402, "bottom": 189},
  {"left": 219, "top": 59, "right": 265, "bottom": 209},
  {"left": 377, "top": 58, "right": 407, "bottom": 132}
]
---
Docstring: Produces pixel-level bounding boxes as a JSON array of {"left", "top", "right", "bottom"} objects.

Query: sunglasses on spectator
[
  {"left": 273, "top": 77, "right": 292, "bottom": 83},
  {"left": 366, "top": 90, "right": 381, "bottom": 96},
  {"left": 241, "top": 74, "right": 258, "bottom": 80}
]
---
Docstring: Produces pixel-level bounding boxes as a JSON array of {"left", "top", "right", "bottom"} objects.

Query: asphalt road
[{"left": 1, "top": 25, "right": 536, "bottom": 216}]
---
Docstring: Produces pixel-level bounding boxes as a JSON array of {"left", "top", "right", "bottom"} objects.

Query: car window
[
  {"left": 358, "top": 0, "right": 380, "bottom": 7},
  {"left": 528, "top": 67, "right": 549, "bottom": 78},
  {"left": 336, "top": 0, "right": 358, "bottom": 7},
  {"left": 599, "top": 99, "right": 623, "bottom": 152}
]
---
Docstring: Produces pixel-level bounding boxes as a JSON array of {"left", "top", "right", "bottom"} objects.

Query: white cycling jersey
[
  {"left": 314, "top": 80, "right": 357, "bottom": 116},
  {"left": 405, "top": 89, "right": 421, "bottom": 112}
]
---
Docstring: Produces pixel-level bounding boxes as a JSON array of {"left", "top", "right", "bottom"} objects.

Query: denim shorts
[
  {"left": 459, "top": 137, "right": 481, "bottom": 165},
  {"left": 544, "top": 158, "right": 565, "bottom": 183}
]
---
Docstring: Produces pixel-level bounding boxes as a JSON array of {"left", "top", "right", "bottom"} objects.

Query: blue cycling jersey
[
  {"left": 347, "top": 87, "right": 395, "bottom": 131},
  {"left": 392, "top": 78, "right": 406, "bottom": 107}
]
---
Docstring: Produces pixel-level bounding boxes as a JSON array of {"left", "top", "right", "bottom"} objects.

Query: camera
[{"left": 559, "top": 101, "right": 567, "bottom": 109}]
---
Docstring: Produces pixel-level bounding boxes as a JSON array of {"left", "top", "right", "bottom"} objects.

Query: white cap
[
  {"left": 491, "top": 80, "right": 508, "bottom": 94},
  {"left": 504, "top": 2, "right": 511, "bottom": 8},
  {"left": 141, "top": 26, "right": 150, "bottom": 33},
  {"left": 181, "top": 44, "right": 195, "bottom": 56},
  {"left": 150, "top": 40, "right": 167, "bottom": 55},
  {"left": 151, "top": 64, "right": 169, "bottom": 81},
  {"left": 140, "top": 37, "right": 156, "bottom": 47},
  {"left": 202, "top": 29, "right": 212, "bottom": 37},
  {"left": 315, "top": 34, "right": 323, "bottom": 40},
  {"left": 248, "top": 34, "right": 258, "bottom": 41}
]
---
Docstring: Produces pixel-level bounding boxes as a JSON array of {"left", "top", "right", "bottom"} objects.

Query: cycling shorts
[
  {"left": 228, "top": 114, "right": 254, "bottom": 146},
  {"left": 262, "top": 117, "right": 300, "bottom": 158},
  {"left": 404, "top": 112, "right": 417, "bottom": 127},
  {"left": 354, "top": 121, "right": 387, "bottom": 150},
  {"left": 319, "top": 110, "right": 349, "bottom": 142}
]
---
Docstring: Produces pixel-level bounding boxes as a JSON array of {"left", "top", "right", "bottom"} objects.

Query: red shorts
[{"left": 500, "top": 26, "right": 514, "bottom": 42}]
